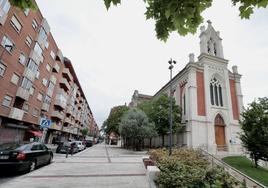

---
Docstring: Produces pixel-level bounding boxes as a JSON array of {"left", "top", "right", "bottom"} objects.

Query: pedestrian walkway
[{"left": 0, "top": 143, "right": 150, "bottom": 188}]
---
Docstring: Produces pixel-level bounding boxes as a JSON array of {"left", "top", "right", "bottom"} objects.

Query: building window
[
  {"left": 45, "top": 40, "right": 49, "bottom": 49},
  {"left": 50, "top": 51, "right": 55, "bottom": 60},
  {"left": 10, "top": 73, "right": 20, "bottom": 85},
  {"left": 42, "top": 78, "right": 48, "bottom": 86},
  {"left": 46, "top": 64, "right": 51, "bottom": 72},
  {"left": 33, "top": 42, "right": 42, "bottom": 57},
  {"left": 1, "top": 36, "right": 14, "bottom": 53},
  {"left": 0, "top": 61, "right": 6, "bottom": 76},
  {"left": 25, "top": 35, "right": 32, "bottom": 47},
  {"left": 18, "top": 53, "right": 26, "bottom": 65},
  {"left": 32, "top": 19, "right": 38, "bottom": 30},
  {"left": 27, "top": 59, "right": 38, "bottom": 73},
  {"left": 29, "top": 86, "right": 35, "bottom": 95},
  {"left": 43, "top": 95, "right": 51, "bottom": 104},
  {"left": 21, "top": 77, "right": 32, "bottom": 90},
  {"left": 2, "top": 95, "right": 12, "bottom": 107},
  {"left": 210, "top": 77, "right": 223, "bottom": 107},
  {"left": 22, "top": 103, "right": 29, "bottom": 112},
  {"left": 10, "top": 15, "right": 22, "bottom": 33},
  {"left": 37, "top": 92, "right": 43, "bottom": 101},
  {"left": 23, "top": 8, "right": 30, "bottom": 16},
  {"left": 35, "top": 70, "right": 40, "bottom": 79},
  {"left": 32, "top": 108, "right": 39, "bottom": 117}
]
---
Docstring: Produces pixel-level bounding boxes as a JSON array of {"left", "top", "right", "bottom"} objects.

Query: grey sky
[{"left": 36, "top": 0, "right": 268, "bottom": 127}]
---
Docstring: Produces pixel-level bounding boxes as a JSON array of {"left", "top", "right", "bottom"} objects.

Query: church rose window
[{"left": 210, "top": 77, "right": 223, "bottom": 107}]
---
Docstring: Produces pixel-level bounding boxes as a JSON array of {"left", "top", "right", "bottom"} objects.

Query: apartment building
[{"left": 0, "top": 0, "right": 97, "bottom": 144}]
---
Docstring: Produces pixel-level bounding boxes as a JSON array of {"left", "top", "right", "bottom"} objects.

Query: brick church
[{"left": 130, "top": 21, "right": 243, "bottom": 154}]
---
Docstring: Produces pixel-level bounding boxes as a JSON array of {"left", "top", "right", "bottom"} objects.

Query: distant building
[
  {"left": 0, "top": 0, "right": 97, "bottom": 144},
  {"left": 131, "top": 21, "right": 243, "bottom": 154},
  {"left": 129, "top": 90, "right": 152, "bottom": 107}
]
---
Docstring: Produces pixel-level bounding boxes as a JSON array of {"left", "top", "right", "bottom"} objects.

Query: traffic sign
[{"left": 40, "top": 118, "right": 52, "bottom": 128}]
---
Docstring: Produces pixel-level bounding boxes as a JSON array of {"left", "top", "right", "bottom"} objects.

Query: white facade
[{"left": 154, "top": 21, "right": 243, "bottom": 154}]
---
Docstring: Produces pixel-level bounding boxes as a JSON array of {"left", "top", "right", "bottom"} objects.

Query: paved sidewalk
[{"left": 0, "top": 143, "right": 150, "bottom": 188}]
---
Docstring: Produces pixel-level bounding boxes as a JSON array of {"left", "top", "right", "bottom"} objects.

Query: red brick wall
[
  {"left": 229, "top": 79, "right": 239, "bottom": 120},
  {"left": 196, "top": 71, "right": 206, "bottom": 116}
]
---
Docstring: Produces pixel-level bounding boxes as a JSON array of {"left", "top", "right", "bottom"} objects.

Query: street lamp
[{"left": 168, "top": 58, "right": 176, "bottom": 156}]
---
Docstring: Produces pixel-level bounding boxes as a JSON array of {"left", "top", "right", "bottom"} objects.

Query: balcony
[
  {"left": 47, "top": 88, "right": 54, "bottom": 97},
  {"left": 64, "top": 117, "right": 72, "bottom": 125},
  {"left": 59, "top": 78, "right": 70, "bottom": 91},
  {"left": 66, "top": 105, "right": 73, "bottom": 115},
  {"left": 23, "top": 68, "right": 35, "bottom": 82},
  {"left": 41, "top": 18, "right": 50, "bottom": 34},
  {"left": 16, "top": 87, "right": 30, "bottom": 101},
  {"left": 56, "top": 50, "right": 63, "bottom": 62},
  {"left": 50, "top": 123, "right": 62, "bottom": 131},
  {"left": 9, "top": 108, "right": 24, "bottom": 121},
  {"left": 52, "top": 63, "right": 60, "bottom": 73},
  {"left": 51, "top": 110, "right": 64, "bottom": 120},
  {"left": 41, "top": 103, "right": 50, "bottom": 112},
  {"left": 54, "top": 89, "right": 67, "bottom": 109},
  {"left": 62, "top": 68, "right": 72, "bottom": 82},
  {"left": 29, "top": 50, "right": 43, "bottom": 65}
]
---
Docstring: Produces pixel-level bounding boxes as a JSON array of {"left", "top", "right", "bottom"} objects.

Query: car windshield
[{"left": 0, "top": 142, "right": 30, "bottom": 151}]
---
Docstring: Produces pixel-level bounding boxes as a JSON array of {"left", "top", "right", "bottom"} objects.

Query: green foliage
[
  {"left": 119, "top": 108, "right": 156, "bottom": 139},
  {"left": 119, "top": 108, "right": 157, "bottom": 150},
  {"left": 240, "top": 97, "right": 268, "bottom": 167},
  {"left": 150, "top": 148, "right": 241, "bottom": 188},
  {"left": 138, "top": 94, "right": 181, "bottom": 140},
  {"left": 81, "top": 128, "right": 89, "bottom": 136},
  {"left": 9, "top": 0, "right": 37, "bottom": 10},
  {"left": 223, "top": 156, "right": 268, "bottom": 186},
  {"left": 104, "top": 0, "right": 268, "bottom": 41},
  {"left": 104, "top": 105, "right": 129, "bottom": 135}
]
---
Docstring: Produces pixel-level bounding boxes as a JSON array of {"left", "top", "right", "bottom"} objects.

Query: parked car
[
  {"left": 74, "top": 141, "right": 85, "bottom": 151},
  {"left": 0, "top": 142, "right": 53, "bottom": 173},
  {"left": 56, "top": 141, "right": 79, "bottom": 154},
  {"left": 84, "top": 140, "right": 93, "bottom": 147}
]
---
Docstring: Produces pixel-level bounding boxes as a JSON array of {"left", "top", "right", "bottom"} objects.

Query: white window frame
[
  {"left": 46, "top": 64, "right": 51, "bottom": 72},
  {"left": 10, "top": 73, "right": 20, "bottom": 85},
  {"left": 0, "top": 61, "right": 6, "bottom": 76},
  {"left": 32, "top": 19, "right": 38, "bottom": 30},
  {"left": 1, "top": 35, "right": 14, "bottom": 53},
  {"left": 29, "top": 86, "right": 35, "bottom": 96},
  {"left": 37, "top": 92, "right": 43, "bottom": 101},
  {"left": 18, "top": 52, "right": 26, "bottom": 65},
  {"left": 32, "top": 108, "right": 39, "bottom": 117},
  {"left": 25, "top": 35, "right": 32, "bottom": 47},
  {"left": 10, "top": 15, "right": 22, "bottom": 33},
  {"left": 2, "top": 95, "right": 12, "bottom": 107}
]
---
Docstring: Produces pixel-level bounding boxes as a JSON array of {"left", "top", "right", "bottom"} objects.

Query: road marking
[{"left": 25, "top": 173, "right": 146, "bottom": 178}]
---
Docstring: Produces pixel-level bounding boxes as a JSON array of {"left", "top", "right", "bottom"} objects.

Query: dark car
[
  {"left": 56, "top": 141, "right": 79, "bottom": 154},
  {"left": 84, "top": 140, "right": 93, "bottom": 147},
  {"left": 0, "top": 142, "right": 53, "bottom": 173}
]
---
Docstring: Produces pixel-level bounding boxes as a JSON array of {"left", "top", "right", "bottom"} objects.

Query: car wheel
[
  {"left": 29, "top": 160, "right": 36, "bottom": 172},
  {"left": 47, "top": 155, "right": 52, "bottom": 164}
]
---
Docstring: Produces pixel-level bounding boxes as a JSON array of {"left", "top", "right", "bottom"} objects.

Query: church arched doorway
[{"left": 214, "top": 114, "right": 226, "bottom": 150}]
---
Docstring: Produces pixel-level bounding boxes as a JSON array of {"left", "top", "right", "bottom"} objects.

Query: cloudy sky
[{"left": 36, "top": 0, "right": 268, "bottom": 127}]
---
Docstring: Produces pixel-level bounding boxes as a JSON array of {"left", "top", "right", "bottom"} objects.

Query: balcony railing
[
  {"left": 59, "top": 78, "right": 70, "bottom": 91},
  {"left": 16, "top": 87, "right": 30, "bottom": 101},
  {"left": 9, "top": 108, "right": 24, "bottom": 121},
  {"left": 41, "top": 103, "right": 50, "bottom": 112},
  {"left": 52, "top": 63, "right": 60, "bottom": 73},
  {"left": 51, "top": 110, "right": 64, "bottom": 120},
  {"left": 62, "top": 68, "right": 72, "bottom": 81},
  {"left": 23, "top": 68, "right": 35, "bottom": 82}
]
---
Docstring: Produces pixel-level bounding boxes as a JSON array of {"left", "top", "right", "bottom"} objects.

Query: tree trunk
[
  {"left": 254, "top": 155, "right": 259, "bottom": 168},
  {"left": 162, "top": 134, "right": 165, "bottom": 147},
  {"left": 149, "top": 138, "right": 152, "bottom": 148}
]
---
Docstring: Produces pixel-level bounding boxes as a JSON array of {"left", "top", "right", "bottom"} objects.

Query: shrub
[{"left": 150, "top": 148, "right": 241, "bottom": 188}]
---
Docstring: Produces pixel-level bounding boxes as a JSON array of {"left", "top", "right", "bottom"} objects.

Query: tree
[
  {"left": 119, "top": 108, "right": 157, "bottom": 150},
  {"left": 240, "top": 97, "right": 268, "bottom": 167},
  {"left": 81, "top": 128, "right": 89, "bottom": 138},
  {"left": 104, "top": 0, "right": 268, "bottom": 41},
  {"left": 104, "top": 105, "right": 129, "bottom": 135},
  {"left": 138, "top": 94, "right": 181, "bottom": 147},
  {"left": 9, "top": 0, "right": 37, "bottom": 10}
]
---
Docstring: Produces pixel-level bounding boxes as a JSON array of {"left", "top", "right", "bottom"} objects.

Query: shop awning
[{"left": 28, "top": 130, "right": 43, "bottom": 137}]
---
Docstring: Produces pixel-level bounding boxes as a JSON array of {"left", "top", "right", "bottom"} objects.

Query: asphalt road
[{"left": 0, "top": 143, "right": 150, "bottom": 188}]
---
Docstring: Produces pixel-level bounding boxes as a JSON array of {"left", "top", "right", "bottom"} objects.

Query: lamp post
[{"left": 168, "top": 58, "right": 176, "bottom": 156}]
